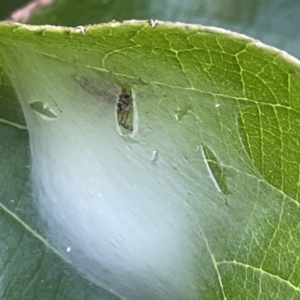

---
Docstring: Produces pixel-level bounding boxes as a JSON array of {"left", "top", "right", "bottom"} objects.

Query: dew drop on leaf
[
  {"left": 151, "top": 150, "right": 159, "bottom": 164},
  {"left": 29, "top": 101, "right": 58, "bottom": 120},
  {"left": 201, "top": 144, "right": 230, "bottom": 195}
]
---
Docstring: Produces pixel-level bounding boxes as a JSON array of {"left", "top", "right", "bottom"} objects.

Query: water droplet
[
  {"left": 201, "top": 145, "right": 230, "bottom": 195},
  {"left": 215, "top": 103, "right": 220, "bottom": 108},
  {"left": 66, "top": 247, "right": 71, "bottom": 252},
  {"left": 172, "top": 165, "right": 179, "bottom": 172},
  {"left": 184, "top": 200, "right": 191, "bottom": 206},
  {"left": 151, "top": 150, "right": 159, "bottom": 164},
  {"left": 174, "top": 105, "right": 191, "bottom": 121},
  {"left": 30, "top": 101, "right": 58, "bottom": 120}
]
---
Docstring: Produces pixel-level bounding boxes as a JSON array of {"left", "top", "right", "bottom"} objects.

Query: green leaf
[
  {"left": 1, "top": 20, "right": 300, "bottom": 299},
  {"left": 22, "top": 0, "right": 300, "bottom": 61}
]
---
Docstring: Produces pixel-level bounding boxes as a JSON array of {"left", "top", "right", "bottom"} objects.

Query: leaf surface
[
  {"left": 0, "top": 21, "right": 300, "bottom": 299},
  {"left": 20, "top": 0, "right": 300, "bottom": 60}
]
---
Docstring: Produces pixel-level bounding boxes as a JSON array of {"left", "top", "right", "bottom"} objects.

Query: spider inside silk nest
[
  {"left": 117, "top": 86, "right": 133, "bottom": 131},
  {"left": 72, "top": 74, "right": 135, "bottom": 131}
]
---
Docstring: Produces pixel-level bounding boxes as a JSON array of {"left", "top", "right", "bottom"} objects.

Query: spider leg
[{"left": 118, "top": 108, "right": 133, "bottom": 131}]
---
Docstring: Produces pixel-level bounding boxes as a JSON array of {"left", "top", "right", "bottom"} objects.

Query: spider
[{"left": 117, "top": 87, "right": 133, "bottom": 131}]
